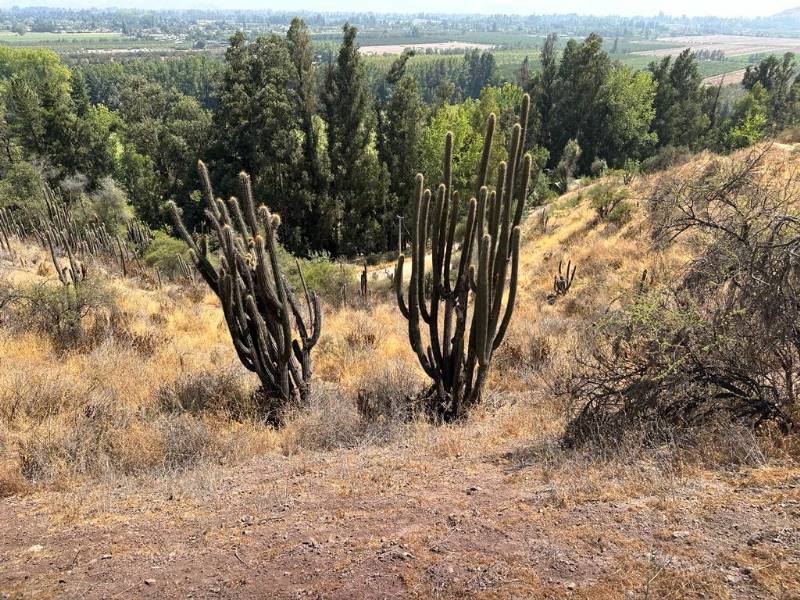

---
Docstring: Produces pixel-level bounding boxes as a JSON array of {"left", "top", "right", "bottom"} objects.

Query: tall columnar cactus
[
  {"left": 167, "top": 161, "right": 322, "bottom": 416},
  {"left": 395, "top": 95, "right": 534, "bottom": 421}
]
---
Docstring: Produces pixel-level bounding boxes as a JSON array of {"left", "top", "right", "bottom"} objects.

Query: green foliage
[
  {"left": 555, "top": 138, "right": 581, "bottom": 191},
  {"left": 589, "top": 181, "right": 630, "bottom": 222},
  {"left": 142, "top": 230, "right": 191, "bottom": 275},
  {"left": 641, "top": 145, "right": 692, "bottom": 173},
  {"left": 648, "top": 50, "right": 710, "bottom": 150},
  {"left": 724, "top": 83, "right": 769, "bottom": 150},
  {"left": 419, "top": 100, "right": 483, "bottom": 195},
  {"left": 87, "top": 177, "right": 133, "bottom": 231},
  {"left": 0, "top": 161, "right": 46, "bottom": 217},
  {"left": 597, "top": 66, "right": 657, "bottom": 165}
]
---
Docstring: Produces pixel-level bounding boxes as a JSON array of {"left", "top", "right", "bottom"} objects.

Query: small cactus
[{"left": 548, "top": 259, "right": 576, "bottom": 304}]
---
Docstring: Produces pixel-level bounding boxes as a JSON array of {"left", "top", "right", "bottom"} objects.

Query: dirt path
[{"left": 1, "top": 446, "right": 798, "bottom": 599}]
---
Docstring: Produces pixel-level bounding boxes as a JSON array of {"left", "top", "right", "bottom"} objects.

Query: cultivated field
[
  {"left": 359, "top": 41, "right": 495, "bottom": 55},
  {"left": 631, "top": 34, "right": 800, "bottom": 58}
]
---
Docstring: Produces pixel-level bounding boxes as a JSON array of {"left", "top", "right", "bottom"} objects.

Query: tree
[
  {"left": 743, "top": 53, "right": 797, "bottom": 128},
  {"left": 287, "top": 17, "right": 326, "bottom": 194},
  {"left": 209, "top": 31, "right": 318, "bottom": 253},
  {"left": 462, "top": 50, "right": 497, "bottom": 99},
  {"left": 649, "top": 50, "right": 709, "bottom": 150},
  {"left": 531, "top": 33, "right": 558, "bottom": 151},
  {"left": 118, "top": 76, "right": 209, "bottom": 225},
  {"left": 323, "top": 24, "right": 389, "bottom": 255},
  {"left": 596, "top": 66, "right": 657, "bottom": 166},
  {"left": 724, "top": 82, "right": 769, "bottom": 150},
  {"left": 555, "top": 138, "right": 581, "bottom": 191},
  {"left": 0, "top": 48, "right": 115, "bottom": 187},
  {"left": 379, "top": 74, "right": 426, "bottom": 245},
  {"left": 550, "top": 34, "right": 611, "bottom": 171}
]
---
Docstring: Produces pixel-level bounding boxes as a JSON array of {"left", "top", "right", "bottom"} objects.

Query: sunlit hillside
[{"left": 1, "top": 143, "right": 798, "bottom": 598}]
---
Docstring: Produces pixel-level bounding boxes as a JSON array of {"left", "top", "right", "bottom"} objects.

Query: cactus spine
[
  {"left": 395, "top": 95, "right": 533, "bottom": 421},
  {"left": 167, "top": 161, "right": 322, "bottom": 417}
]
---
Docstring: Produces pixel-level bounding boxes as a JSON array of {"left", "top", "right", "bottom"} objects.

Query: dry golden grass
[{"left": 0, "top": 143, "right": 798, "bottom": 501}]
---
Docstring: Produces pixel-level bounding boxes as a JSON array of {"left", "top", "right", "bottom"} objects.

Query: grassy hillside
[{"left": 1, "top": 144, "right": 798, "bottom": 597}]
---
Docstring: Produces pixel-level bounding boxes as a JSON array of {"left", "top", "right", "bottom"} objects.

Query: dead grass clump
[
  {"left": 282, "top": 381, "right": 411, "bottom": 454},
  {"left": 281, "top": 385, "right": 366, "bottom": 453},
  {"left": 155, "top": 414, "right": 219, "bottom": 471},
  {"left": 157, "top": 365, "right": 257, "bottom": 420},
  {"left": 16, "top": 393, "right": 134, "bottom": 482},
  {"left": 343, "top": 310, "right": 379, "bottom": 350},
  {"left": 0, "top": 367, "right": 88, "bottom": 422},
  {"left": 494, "top": 324, "right": 551, "bottom": 376},
  {"left": 355, "top": 359, "right": 424, "bottom": 423}
]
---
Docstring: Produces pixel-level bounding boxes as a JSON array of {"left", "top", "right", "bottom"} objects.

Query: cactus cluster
[
  {"left": 0, "top": 208, "right": 18, "bottom": 254},
  {"left": 126, "top": 220, "right": 153, "bottom": 252},
  {"left": 167, "top": 161, "right": 322, "bottom": 415},
  {"left": 395, "top": 94, "right": 534, "bottom": 421},
  {"left": 46, "top": 228, "right": 87, "bottom": 286}
]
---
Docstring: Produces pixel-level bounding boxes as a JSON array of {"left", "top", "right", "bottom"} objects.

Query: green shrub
[
  {"left": 143, "top": 230, "right": 192, "bottom": 275},
  {"left": 606, "top": 200, "right": 634, "bottom": 226},
  {"left": 590, "top": 182, "right": 629, "bottom": 222}
]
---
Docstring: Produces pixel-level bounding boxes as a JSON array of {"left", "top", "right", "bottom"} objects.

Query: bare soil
[{"left": 1, "top": 445, "right": 798, "bottom": 599}]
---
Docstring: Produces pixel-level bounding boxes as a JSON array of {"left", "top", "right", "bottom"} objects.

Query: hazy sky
[{"left": 2, "top": 0, "right": 798, "bottom": 18}]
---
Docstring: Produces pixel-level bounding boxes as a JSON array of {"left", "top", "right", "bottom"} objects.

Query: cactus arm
[
  {"left": 407, "top": 234, "right": 437, "bottom": 380},
  {"left": 477, "top": 113, "right": 495, "bottom": 193},
  {"left": 428, "top": 185, "right": 447, "bottom": 370},
  {"left": 474, "top": 234, "right": 492, "bottom": 366},
  {"left": 227, "top": 196, "right": 250, "bottom": 242},
  {"left": 492, "top": 227, "right": 521, "bottom": 352},
  {"left": 416, "top": 188, "right": 431, "bottom": 325},
  {"left": 517, "top": 94, "right": 530, "bottom": 173},
  {"left": 455, "top": 197, "right": 478, "bottom": 291},
  {"left": 443, "top": 131, "right": 453, "bottom": 202},
  {"left": 238, "top": 172, "right": 260, "bottom": 237},
  {"left": 46, "top": 230, "right": 68, "bottom": 286},
  {"left": 513, "top": 154, "right": 533, "bottom": 228},
  {"left": 62, "top": 231, "right": 82, "bottom": 283},
  {"left": 443, "top": 191, "right": 460, "bottom": 295},
  {"left": 197, "top": 160, "right": 220, "bottom": 219},
  {"left": 394, "top": 254, "right": 409, "bottom": 319}
]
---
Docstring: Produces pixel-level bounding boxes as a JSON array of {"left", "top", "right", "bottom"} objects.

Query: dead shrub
[
  {"left": 355, "top": 359, "right": 424, "bottom": 423},
  {"left": 494, "top": 326, "right": 551, "bottom": 375},
  {"left": 282, "top": 384, "right": 365, "bottom": 452},
  {"left": 5, "top": 279, "right": 117, "bottom": 353},
  {"left": 564, "top": 149, "right": 800, "bottom": 447},
  {"left": 157, "top": 366, "right": 257, "bottom": 420},
  {"left": 343, "top": 311, "right": 379, "bottom": 350},
  {"left": 16, "top": 390, "right": 127, "bottom": 482},
  {"left": 156, "top": 414, "right": 219, "bottom": 471}
]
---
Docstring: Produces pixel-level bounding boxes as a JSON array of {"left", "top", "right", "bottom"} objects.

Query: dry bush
[
  {"left": 355, "top": 359, "right": 425, "bottom": 423},
  {"left": 5, "top": 279, "right": 118, "bottom": 353},
  {"left": 157, "top": 365, "right": 257, "bottom": 421},
  {"left": 343, "top": 309, "right": 379, "bottom": 350},
  {"left": 282, "top": 367, "right": 420, "bottom": 454},
  {"left": 564, "top": 148, "right": 800, "bottom": 447},
  {"left": 155, "top": 414, "right": 219, "bottom": 471},
  {"left": 281, "top": 384, "right": 368, "bottom": 452}
]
